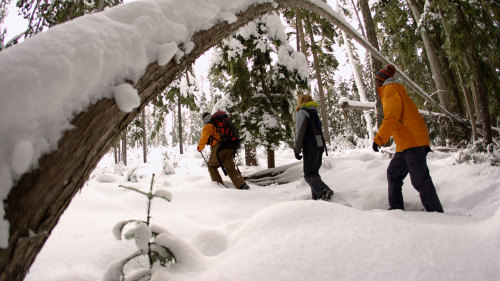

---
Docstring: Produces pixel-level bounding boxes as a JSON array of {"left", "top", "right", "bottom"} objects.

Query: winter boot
[
  {"left": 238, "top": 183, "right": 250, "bottom": 190},
  {"left": 320, "top": 189, "right": 334, "bottom": 201}
]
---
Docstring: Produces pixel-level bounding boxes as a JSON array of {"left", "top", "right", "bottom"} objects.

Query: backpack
[
  {"left": 301, "top": 108, "right": 328, "bottom": 156},
  {"left": 210, "top": 111, "right": 240, "bottom": 151}
]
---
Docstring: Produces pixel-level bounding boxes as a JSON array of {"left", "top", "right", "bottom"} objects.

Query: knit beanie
[{"left": 375, "top": 64, "right": 396, "bottom": 82}]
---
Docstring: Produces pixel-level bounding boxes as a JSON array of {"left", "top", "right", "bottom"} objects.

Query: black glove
[
  {"left": 295, "top": 152, "right": 302, "bottom": 160},
  {"left": 372, "top": 142, "right": 379, "bottom": 152}
]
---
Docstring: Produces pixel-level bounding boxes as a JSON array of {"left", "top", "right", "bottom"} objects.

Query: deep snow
[{"left": 24, "top": 146, "right": 500, "bottom": 281}]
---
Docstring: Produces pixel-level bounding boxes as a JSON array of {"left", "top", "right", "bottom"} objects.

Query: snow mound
[
  {"left": 153, "top": 200, "right": 499, "bottom": 281},
  {"left": 97, "top": 173, "right": 119, "bottom": 183}
]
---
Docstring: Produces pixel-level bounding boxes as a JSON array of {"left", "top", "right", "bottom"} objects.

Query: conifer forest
[{"left": 2, "top": 0, "right": 498, "bottom": 165}]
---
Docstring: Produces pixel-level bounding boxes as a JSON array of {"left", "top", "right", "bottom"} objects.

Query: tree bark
[
  {"left": 121, "top": 129, "right": 127, "bottom": 166},
  {"left": 338, "top": 1, "right": 374, "bottom": 140},
  {"left": 142, "top": 110, "right": 148, "bottom": 163},
  {"left": 245, "top": 145, "right": 258, "bottom": 166},
  {"left": 439, "top": 5, "right": 491, "bottom": 144},
  {"left": 406, "top": 0, "right": 450, "bottom": 111},
  {"left": 178, "top": 81, "right": 183, "bottom": 154},
  {"left": 455, "top": 64, "right": 478, "bottom": 142},
  {"left": 358, "top": 0, "right": 384, "bottom": 128},
  {"left": 267, "top": 148, "right": 275, "bottom": 169}
]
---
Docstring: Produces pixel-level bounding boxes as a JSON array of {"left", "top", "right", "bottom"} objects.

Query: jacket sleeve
[
  {"left": 294, "top": 110, "right": 308, "bottom": 154},
  {"left": 374, "top": 86, "right": 404, "bottom": 145},
  {"left": 197, "top": 124, "right": 212, "bottom": 151}
]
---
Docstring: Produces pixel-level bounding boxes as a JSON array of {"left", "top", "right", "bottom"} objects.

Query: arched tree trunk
[{"left": 0, "top": 1, "right": 471, "bottom": 280}]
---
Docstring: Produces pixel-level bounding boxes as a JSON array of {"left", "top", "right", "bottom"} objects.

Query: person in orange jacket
[
  {"left": 372, "top": 65, "right": 443, "bottom": 212},
  {"left": 197, "top": 112, "right": 249, "bottom": 190}
]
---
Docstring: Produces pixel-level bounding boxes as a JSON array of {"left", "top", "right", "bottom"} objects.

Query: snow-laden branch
[{"left": 339, "top": 97, "right": 455, "bottom": 120}]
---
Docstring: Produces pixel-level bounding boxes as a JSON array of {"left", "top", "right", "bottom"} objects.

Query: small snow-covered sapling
[{"left": 103, "top": 174, "right": 175, "bottom": 281}]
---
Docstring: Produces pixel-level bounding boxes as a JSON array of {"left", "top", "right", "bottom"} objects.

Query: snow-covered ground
[{"left": 25, "top": 146, "right": 500, "bottom": 281}]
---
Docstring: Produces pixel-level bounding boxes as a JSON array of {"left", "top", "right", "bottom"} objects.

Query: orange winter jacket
[
  {"left": 197, "top": 123, "right": 221, "bottom": 151},
  {"left": 374, "top": 78, "right": 430, "bottom": 152}
]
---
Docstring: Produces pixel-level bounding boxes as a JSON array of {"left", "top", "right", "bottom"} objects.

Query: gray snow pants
[
  {"left": 387, "top": 146, "right": 444, "bottom": 212},
  {"left": 303, "top": 147, "right": 332, "bottom": 199}
]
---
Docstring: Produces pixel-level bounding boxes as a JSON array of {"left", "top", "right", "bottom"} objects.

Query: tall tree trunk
[
  {"left": 296, "top": 11, "right": 308, "bottom": 59},
  {"left": 455, "top": 64, "right": 478, "bottom": 142},
  {"left": 96, "top": 0, "right": 105, "bottom": 12},
  {"left": 113, "top": 142, "right": 119, "bottom": 164},
  {"left": 245, "top": 145, "right": 258, "bottom": 166},
  {"left": 267, "top": 147, "right": 275, "bottom": 168},
  {"left": 358, "top": 0, "right": 384, "bottom": 128},
  {"left": 338, "top": 2, "right": 374, "bottom": 140},
  {"left": 295, "top": 9, "right": 302, "bottom": 52},
  {"left": 406, "top": 0, "right": 450, "bottom": 111},
  {"left": 439, "top": 5, "right": 492, "bottom": 144},
  {"left": 258, "top": 55, "right": 277, "bottom": 168},
  {"left": 442, "top": 55, "right": 465, "bottom": 117},
  {"left": 304, "top": 15, "right": 331, "bottom": 146},
  {"left": 141, "top": 110, "right": 148, "bottom": 163},
  {"left": 122, "top": 130, "right": 127, "bottom": 166},
  {"left": 350, "top": 0, "right": 367, "bottom": 38},
  {"left": 178, "top": 91, "right": 183, "bottom": 154},
  {"left": 296, "top": 12, "right": 312, "bottom": 96}
]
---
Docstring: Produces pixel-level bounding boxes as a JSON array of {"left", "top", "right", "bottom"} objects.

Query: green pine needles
[{"left": 103, "top": 174, "right": 176, "bottom": 281}]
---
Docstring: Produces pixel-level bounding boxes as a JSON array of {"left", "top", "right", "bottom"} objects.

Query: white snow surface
[{"left": 23, "top": 146, "right": 500, "bottom": 281}]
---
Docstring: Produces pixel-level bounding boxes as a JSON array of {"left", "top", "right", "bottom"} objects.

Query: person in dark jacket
[
  {"left": 294, "top": 94, "right": 333, "bottom": 201},
  {"left": 373, "top": 65, "right": 443, "bottom": 212}
]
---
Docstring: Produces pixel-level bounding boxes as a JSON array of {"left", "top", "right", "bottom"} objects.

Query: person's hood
[
  {"left": 203, "top": 114, "right": 212, "bottom": 125},
  {"left": 382, "top": 76, "right": 403, "bottom": 86},
  {"left": 301, "top": 100, "right": 319, "bottom": 109}
]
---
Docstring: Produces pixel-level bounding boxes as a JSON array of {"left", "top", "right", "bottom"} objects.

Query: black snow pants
[
  {"left": 303, "top": 147, "right": 332, "bottom": 199},
  {"left": 387, "top": 146, "right": 443, "bottom": 212}
]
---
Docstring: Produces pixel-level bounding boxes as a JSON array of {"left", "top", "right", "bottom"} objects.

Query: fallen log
[{"left": 244, "top": 162, "right": 302, "bottom": 186}]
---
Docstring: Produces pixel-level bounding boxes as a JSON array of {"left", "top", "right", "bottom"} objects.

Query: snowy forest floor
[{"left": 24, "top": 146, "right": 500, "bottom": 281}]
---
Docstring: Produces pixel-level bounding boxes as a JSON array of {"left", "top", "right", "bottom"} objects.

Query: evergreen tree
[
  {"left": 373, "top": 0, "right": 499, "bottom": 146},
  {"left": 283, "top": 7, "right": 341, "bottom": 145},
  {"left": 210, "top": 12, "right": 308, "bottom": 167},
  {"left": 434, "top": 0, "right": 498, "bottom": 145}
]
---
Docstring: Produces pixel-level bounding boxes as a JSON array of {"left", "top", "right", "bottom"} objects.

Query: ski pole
[{"left": 199, "top": 151, "right": 224, "bottom": 187}]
